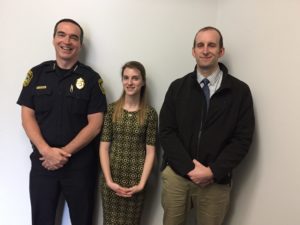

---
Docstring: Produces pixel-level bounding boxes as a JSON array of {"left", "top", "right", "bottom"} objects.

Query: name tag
[{"left": 36, "top": 85, "right": 47, "bottom": 90}]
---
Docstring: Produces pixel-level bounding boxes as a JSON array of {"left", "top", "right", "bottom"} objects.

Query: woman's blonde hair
[{"left": 112, "top": 61, "right": 147, "bottom": 125}]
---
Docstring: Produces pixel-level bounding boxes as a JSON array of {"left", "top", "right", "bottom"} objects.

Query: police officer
[{"left": 17, "top": 18, "right": 107, "bottom": 225}]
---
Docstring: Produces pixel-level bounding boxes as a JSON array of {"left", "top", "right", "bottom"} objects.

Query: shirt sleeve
[
  {"left": 100, "top": 104, "right": 114, "bottom": 142},
  {"left": 16, "top": 69, "right": 36, "bottom": 109},
  {"left": 87, "top": 74, "right": 107, "bottom": 114},
  {"left": 145, "top": 107, "right": 158, "bottom": 146}
]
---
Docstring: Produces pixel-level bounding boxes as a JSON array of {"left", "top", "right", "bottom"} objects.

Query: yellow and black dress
[{"left": 100, "top": 103, "right": 157, "bottom": 225}]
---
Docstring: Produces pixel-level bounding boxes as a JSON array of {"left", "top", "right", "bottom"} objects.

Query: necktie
[{"left": 201, "top": 78, "right": 210, "bottom": 109}]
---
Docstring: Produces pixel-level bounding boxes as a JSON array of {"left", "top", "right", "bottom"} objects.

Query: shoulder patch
[
  {"left": 23, "top": 70, "right": 33, "bottom": 87},
  {"left": 98, "top": 78, "right": 106, "bottom": 95}
]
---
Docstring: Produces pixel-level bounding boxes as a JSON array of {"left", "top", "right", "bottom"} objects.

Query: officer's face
[
  {"left": 192, "top": 29, "right": 224, "bottom": 73},
  {"left": 53, "top": 22, "right": 82, "bottom": 65},
  {"left": 122, "top": 68, "right": 145, "bottom": 97}
]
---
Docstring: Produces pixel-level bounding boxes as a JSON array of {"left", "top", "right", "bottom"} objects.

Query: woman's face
[{"left": 122, "top": 67, "right": 144, "bottom": 97}]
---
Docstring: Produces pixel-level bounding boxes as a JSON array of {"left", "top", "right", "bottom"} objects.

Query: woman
[{"left": 99, "top": 61, "right": 157, "bottom": 225}]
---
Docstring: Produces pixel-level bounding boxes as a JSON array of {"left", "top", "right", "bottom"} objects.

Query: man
[
  {"left": 17, "top": 18, "right": 107, "bottom": 225},
  {"left": 159, "top": 26, "right": 255, "bottom": 225}
]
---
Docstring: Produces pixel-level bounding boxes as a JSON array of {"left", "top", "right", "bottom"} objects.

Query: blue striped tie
[{"left": 201, "top": 78, "right": 210, "bottom": 109}]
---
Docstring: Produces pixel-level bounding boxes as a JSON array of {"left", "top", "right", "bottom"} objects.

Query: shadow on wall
[
  {"left": 141, "top": 139, "right": 163, "bottom": 225},
  {"left": 223, "top": 118, "right": 260, "bottom": 225},
  {"left": 93, "top": 172, "right": 102, "bottom": 225},
  {"left": 79, "top": 38, "right": 88, "bottom": 63}
]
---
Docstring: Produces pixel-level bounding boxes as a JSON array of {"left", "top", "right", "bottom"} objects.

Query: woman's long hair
[{"left": 112, "top": 61, "right": 147, "bottom": 125}]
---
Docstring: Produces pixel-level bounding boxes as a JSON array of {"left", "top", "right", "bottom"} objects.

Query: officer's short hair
[{"left": 53, "top": 18, "right": 84, "bottom": 45}]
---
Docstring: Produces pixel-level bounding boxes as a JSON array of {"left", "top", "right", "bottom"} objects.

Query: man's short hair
[
  {"left": 193, "top": 26, "right": 223, "bottom": 49},
  {"left": 53, "top": 18, "right": 84, "bottom": 45}
]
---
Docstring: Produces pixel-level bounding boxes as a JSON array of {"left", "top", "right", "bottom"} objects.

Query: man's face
[
  {"left": 53, "top": 22, "right": 82, "bottom": 63},
  {"left": 192, "top": 29, "right": 224, "bottom": 72}
]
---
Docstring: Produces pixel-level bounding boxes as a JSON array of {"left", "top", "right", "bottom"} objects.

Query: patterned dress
[{"left": 100, "top": 103, "right": 157, "bottom": 225}]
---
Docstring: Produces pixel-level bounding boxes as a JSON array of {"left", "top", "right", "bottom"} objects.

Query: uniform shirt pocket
[
  {"left": 66, "top": 91, "right": 89, "bottom": 115},
  {"left": 33, "top": 88, "right": 53, "bottom": 112}
]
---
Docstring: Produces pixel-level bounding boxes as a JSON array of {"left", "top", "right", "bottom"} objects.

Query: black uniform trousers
[{"left": 29, "top": 166, "right": 97, "bottom": 225}]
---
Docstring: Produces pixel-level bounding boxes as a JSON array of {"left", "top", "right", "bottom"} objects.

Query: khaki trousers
[{"left": 161, "top": 166, "right": 231, "bottom": 225}]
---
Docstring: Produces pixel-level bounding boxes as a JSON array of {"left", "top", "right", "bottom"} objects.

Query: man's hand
[
  {"left": 187, "top": 159, "right": 214, "bottom": 187},
  {"left": 40, "top": 147, "right": 71, "bottom": 170}
]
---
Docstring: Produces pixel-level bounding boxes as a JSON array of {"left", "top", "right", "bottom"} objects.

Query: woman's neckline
[{"left": 122, "top": 108, "right": 139, "bottom": 113}]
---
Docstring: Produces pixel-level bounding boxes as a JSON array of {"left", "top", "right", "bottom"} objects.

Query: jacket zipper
[{"left": 196, "top": 102, "right": 205, "bottom": 160}]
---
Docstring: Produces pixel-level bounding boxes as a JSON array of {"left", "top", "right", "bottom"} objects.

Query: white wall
[
  {"left": 1, "top": 0, "right": 299, "bottom": 225},
  {"left": 217, "top": 1, "right": 300, "bottom": 225},
  {"left": 0, "top": 1, "right": 217, "bottom": 225}
]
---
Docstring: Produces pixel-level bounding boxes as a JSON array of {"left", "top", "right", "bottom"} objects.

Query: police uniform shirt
[{"left": 17, "top": 61, "right": 107, "bottom": 171}]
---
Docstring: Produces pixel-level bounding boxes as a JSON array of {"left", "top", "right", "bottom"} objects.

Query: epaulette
[
  {"left": 77, "top": 62, "right": 94, "bottom": 72},
  {"left": 75, "top": 62, "right": 98, "bottom": 76},
  {"left": 38, "top": 60, "right": 55, "bottom": 67},
  {"left": 34, "top": 60, "right": 55, "bottom": 72}
]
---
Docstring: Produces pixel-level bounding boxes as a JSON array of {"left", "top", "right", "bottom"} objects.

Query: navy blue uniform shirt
[{"left": 17, "top": 60, "right": 107, "bottom": 172}]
